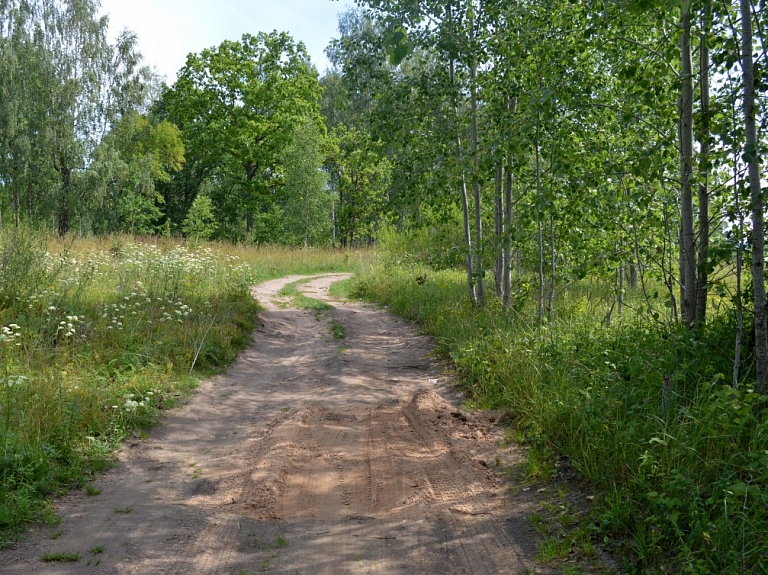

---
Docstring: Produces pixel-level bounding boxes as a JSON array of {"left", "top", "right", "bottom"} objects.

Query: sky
[{"left": 97, "top": 0, "right": 353, "bottom": 84}]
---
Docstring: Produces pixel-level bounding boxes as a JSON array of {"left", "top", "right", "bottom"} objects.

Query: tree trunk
[
  {"left": 58, "top": 165, "right": 70, "bottom": 237},
  {"left": 733, "top": 112, "right": 744, "bottom": 388},
  {"left": 502, "top": 96, "right": 517, "bottom": 307},
  {"left": 469, "top": 59, "right": 484, "bottom": 307},
  {"left": 629, "top": 261, "right": 638, "bottom": 289},
  {"left": 245, "top": 161, "right": 257, "bottom": 234},
  {"left": 618, "top": 264, "right": 624, "bottom": 320},
  {"left": 741, "top": 0, "right": 768, "bottom": 393},
  {"left": 535, "top": 125, "right": 544, "bottom": 326},
  {"left": 679, "top": 0, "right": 697, "bottom": 329},
  {"left": 695, "top": 0, "right": 712, "bottom": 325},
  {"left": 503, "top": 151, "right": 514, "bottom": 306},
  {"left": 494, "top": 159, "right": 504, "bottom": 298},
  {"left": 449, "top": 57, "right": 476, "bottom": 305},
  {"left": 548, "top": 210, "right": 556, "bottom": 316},
  {"left": 12, "top": 185, "right": 20, "bottom": 229}
]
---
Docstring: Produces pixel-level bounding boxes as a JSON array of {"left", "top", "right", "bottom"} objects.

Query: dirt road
[{"left": 2, "top": 274, "right": 539, "bottom": 574}]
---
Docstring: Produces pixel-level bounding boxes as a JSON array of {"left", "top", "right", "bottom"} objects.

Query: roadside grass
[
  {"left": 328, "top": 278, "right": 353, "bottom": 299},
  {"left": 352, "top": 257, "right": 768, "bottom": 575},
  {"left": 0, "top": 230, "right": 366, "bottom": 545}
]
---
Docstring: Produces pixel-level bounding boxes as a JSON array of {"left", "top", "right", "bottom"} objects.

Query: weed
[
  {"left": 113, "top": 506, "right": 133, "bottom": 514},
  {"left": 278, "top": 280, "right": 333, "bottom": 312},
  {"left": 276, "top": 535, "right": 289, "bottom": 547},
  {"left": 90, "top": 545, "right": 105, "bottom": 554},
  {"left": 85, "top": 484, "right": 101, "bottom": 496},
  {"left": 328, "top": 278, "right": 352, "bottom": 299},
  {"left": 329, "top": 319, "right": 346, "bottom": 339},
  {"left": 537, "top": 536, "right": 572, "bottom": 562},
  {"left": 529, "top": 513, "right": 548, "bottom": 535},
  {"left": 41, "top": 551, "right": 80, "bottom": 562},
  {"left": 50, "top": 529, "right": 64, "bottom": 540}
]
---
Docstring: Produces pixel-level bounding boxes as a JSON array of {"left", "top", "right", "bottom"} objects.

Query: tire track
[{"left": 0, "top": 273, "right": 538, "bottom": 574}]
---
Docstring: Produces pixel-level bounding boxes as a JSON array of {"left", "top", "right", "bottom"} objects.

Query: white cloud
[{"left": 98, "top": 0, "right": 352, "bottom": 83}]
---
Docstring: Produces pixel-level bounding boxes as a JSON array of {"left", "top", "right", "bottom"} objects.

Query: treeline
[
  {"left": 0, "top": 0, "right": 390, "bottom": 246},
  {"left": 321, "top": 0, "right": 768, "bottom": 387}
]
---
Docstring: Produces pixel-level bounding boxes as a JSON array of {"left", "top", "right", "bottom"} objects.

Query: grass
[
  {"left": 278, "top": 280, "right": 333, "bottom": 312},
  {"left": 40, "top": 550, "right": 80, "bottom": 562},
  {"left": 328, "top": 278, "right": 353, "bottom": 298},
  {"left": 352, "top": 254, "right": 768, "bottom": 575},
  {"left": 0, "top": 229, "right": 370, "bottom": 545},
  {"left": 85, "top": 484, "right": 101, "bottom": 496}
]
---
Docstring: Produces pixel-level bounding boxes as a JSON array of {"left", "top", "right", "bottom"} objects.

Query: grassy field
[
  {"left": 351, "top": 255, "right": 768, "bottom": 575},
  {"left": 0, "top": 230, "right": 368, "bottom": 544}
]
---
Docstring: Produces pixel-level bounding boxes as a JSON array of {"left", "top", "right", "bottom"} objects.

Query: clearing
[{"left": 1, "top": 274, "right": 539, "bottom": 574}]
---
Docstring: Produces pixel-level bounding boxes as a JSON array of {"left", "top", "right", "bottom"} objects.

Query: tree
[
  {"left": 740, "top": 0, "right": 768, "bottom": 392},
  {"left": 281, "top": 117, "right": 331, "bottom": 247},
  {"left": 88, "top": 111, "right": 184, "bottom": 234},
  {"left": 326, "top": 125, "right": 390, "bottom": 246},
  {"left": 159, "top": 31, "right": 323, "bottom": 239},
  {"left": 182, "top": 194, "right": 217, "bottom": 240},
  {"left": 0, "top": 0, "right": 151, "bottom": 234}
]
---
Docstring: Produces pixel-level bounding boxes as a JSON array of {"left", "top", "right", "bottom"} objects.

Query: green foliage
[
  {"left": 328, "top": 278, "right": 353, "bottom": 299},
  {"left": 87, "top": 112, "right": 185, "bottom": 235},
  {"left": 182, "top": 194, "right": 217, "bottom": 240},
  {"left": 326, "top": 125, "right": 391, "bottom": 246},
  {"left": 329, "top": 319, "right": 346, "bottom": 339},
  {"left": 353, "top": 256, "right": 768, "bottom": 574},
  {"left": 0, "top": 1, "right": 153, "bottom": 235},
  {"left": 280, "top": 117, "right": 332, "bottom": 246},
  {"left": 158, "top": 31, "right": 323, "bottom": 240}
]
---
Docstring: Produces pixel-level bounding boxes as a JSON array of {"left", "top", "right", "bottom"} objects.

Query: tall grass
[
  {"left": 353, "top": 255, "right": 768, "bottom": 575},
  {"left": 0, "top": 230, "right": 365, "bottom": 544}
]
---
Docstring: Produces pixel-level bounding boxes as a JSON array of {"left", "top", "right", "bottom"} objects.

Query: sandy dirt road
[{"left": 1, "top": 274, "right": 539, "bottom": 574}]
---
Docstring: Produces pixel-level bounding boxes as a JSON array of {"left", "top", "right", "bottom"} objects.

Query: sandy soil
[{"left": 1, "top": 274, "right": 540, "bottom": 574}]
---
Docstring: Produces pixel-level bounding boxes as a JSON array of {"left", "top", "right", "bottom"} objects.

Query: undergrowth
[
  {"left": 352, "top": 256, "right": 768, "bottom": 575},
  {"left": 0, "top": 230, "right": 365, "bottom": 545}
]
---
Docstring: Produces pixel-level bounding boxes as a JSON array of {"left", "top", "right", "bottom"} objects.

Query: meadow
[
  {"left": 0, "top": 230, "right": 365, "bottom": 544},
  {"left": 351, "top": 251, "right": 768, "bottom": 575}
]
